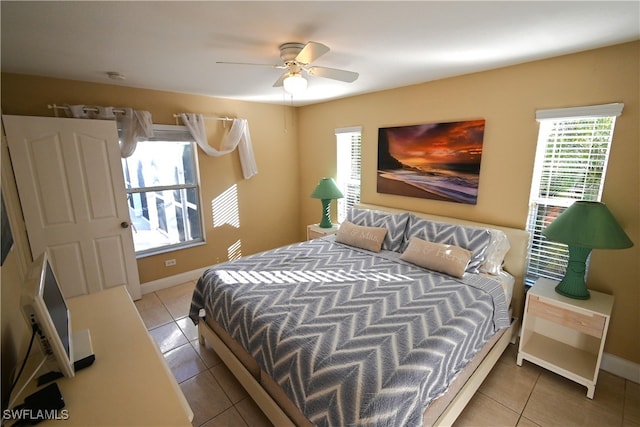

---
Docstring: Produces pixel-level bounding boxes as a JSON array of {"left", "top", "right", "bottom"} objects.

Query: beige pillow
[
  {"left": 400, "top": 237, "right": 471, "bottom": 278},
  {"left": 336, "top": 221, "right": 388, "bottom": 252}
]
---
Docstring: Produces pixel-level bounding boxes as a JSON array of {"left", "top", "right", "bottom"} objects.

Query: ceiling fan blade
[
  {"left": 272, "top": 72, "right": 287, "bottom": 87},
  {"left": 295, "top": 41, "right": 330, "bottom": 64},
  {"left": 307, "top": 66, "right": 359, "bottom": 83},
  {"left": 217, "top": 61, "right": 286, "bottom": 69}
]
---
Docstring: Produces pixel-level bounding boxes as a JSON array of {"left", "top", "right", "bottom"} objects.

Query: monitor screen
[
  {"left": 41, "top": 261, "right": 71, "bottom": 361},
  {"left": 21, "top": 252, "right": 75, "bottom": 379}
]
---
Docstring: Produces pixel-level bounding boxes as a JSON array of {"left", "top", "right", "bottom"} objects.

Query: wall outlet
[{"left": 164, "top": 259, "right": 176, "bottom": 267}]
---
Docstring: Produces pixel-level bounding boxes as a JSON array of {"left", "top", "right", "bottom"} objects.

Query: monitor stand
[
  {"left": 37, "top": 329, "right": 95, "bottom": 385},
  {"left": 72, "top": 329, "right": 95, "bottom": 371}
]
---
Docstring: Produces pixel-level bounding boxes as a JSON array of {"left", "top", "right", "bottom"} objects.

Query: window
[
  {"left": 335, "top": 127, "right": 362, "bottom": 223},
  {"left": 525, "top": 103, "right": 623, "bottom": 285},
  {"left": 121, "top": 125, "right": 204, "bottom": 256}
]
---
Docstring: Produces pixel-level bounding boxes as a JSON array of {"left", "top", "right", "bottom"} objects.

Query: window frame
[
  {"left": 525, "top": 103, "right": 623, "bottom": 286},
  {"left": 122, "top": 124, "right": 206, "bottom": 258}
]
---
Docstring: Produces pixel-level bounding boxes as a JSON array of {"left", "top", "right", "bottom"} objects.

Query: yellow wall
[
  {"left": 1, "top": 41, "right": 638, "bottom": 368},
  {"left": 298, "top": 41, "right": 640, "bottom": 364},
  {"left": 0, "top": 249, "right": 31, "bottom": 402},
  {"left": 0, "top": 74, "right": 302, "bottom": 284},
  {"left": 1, "top": 116, "right": 33, "bottom": 404}
]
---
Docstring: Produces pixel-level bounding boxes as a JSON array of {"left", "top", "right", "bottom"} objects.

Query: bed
[{"left": 189, "top": 204, "right": 530, "bottom": 426}]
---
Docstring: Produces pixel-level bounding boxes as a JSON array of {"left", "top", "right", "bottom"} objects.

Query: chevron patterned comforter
[{"left": 189, "top": 236, "right": 510, "bottom": 427}]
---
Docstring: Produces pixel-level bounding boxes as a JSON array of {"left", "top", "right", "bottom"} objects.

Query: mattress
[{"left": 190, "top": 236, "right": 510, "bottom": 426}]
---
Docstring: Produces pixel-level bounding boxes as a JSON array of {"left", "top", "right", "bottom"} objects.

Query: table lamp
[
  {"left": 311, "top": 178, "right": 344, "bottom": 228},
  {"left": 542, "top": 201, "right": 633, "bottom": 299}
]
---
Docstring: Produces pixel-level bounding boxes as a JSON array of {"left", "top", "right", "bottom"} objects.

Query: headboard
[{"left": 355, "top": 203, "right": 531, "bottom": 320}]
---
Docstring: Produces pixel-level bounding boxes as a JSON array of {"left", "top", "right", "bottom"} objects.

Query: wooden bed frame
[{"left": 197, "top": 203, "right": 530, "bottom": 426}]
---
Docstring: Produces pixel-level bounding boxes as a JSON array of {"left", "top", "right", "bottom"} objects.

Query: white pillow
[{"left": 480, "top": 229, "right": 511, "bottom": 275}]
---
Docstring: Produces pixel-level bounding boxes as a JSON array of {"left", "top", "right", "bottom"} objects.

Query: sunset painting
[{"left": 377, "top": 120, "right": 485, "bottom": 204}]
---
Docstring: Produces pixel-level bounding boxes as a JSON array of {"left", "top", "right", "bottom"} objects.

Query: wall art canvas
[{"left": 377, "top": 119, "right": 485, "bottom": 204}]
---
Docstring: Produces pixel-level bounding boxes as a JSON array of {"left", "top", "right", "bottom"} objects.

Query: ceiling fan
[{"left": 217, "top": 41, "right": 359, "bottom": 94}]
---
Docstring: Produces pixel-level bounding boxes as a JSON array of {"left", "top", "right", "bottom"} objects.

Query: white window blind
[
  {"left": 525, "top": 103, "right": 623, "bottom": 285},
  {"left": 336, "top": 127, "right": 362, "bottom": 223}
]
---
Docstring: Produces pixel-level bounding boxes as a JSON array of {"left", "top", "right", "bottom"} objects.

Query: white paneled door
[{"left": 3, "top": 115, "right": 141, "bottom": 300}]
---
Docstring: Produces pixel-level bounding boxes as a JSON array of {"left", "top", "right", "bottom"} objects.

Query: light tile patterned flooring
[{"left": 135, "top": 281, "right": 640, "bottom": 427}]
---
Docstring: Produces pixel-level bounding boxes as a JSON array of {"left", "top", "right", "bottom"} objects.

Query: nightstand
[
  {"left": 517, "top": 277, "right": 613, "bottom": 398},
  {"left": 307, "top": 223, "right": 339, "bottom": 240}
]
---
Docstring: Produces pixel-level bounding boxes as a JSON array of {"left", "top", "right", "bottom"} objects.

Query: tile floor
[{"left": 135, "top": 281, "right": 640, "bottom": 427}]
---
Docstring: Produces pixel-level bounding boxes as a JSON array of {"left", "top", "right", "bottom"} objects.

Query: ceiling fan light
[{"left": 283, "top": 73, "right": 307, "bottom": 94}]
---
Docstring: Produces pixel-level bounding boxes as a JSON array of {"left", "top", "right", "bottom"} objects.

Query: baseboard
[
  {"left": 601, "top": 352, "right": 640, "bottom": 383},
  {"left": 140, "top": 267, "right": 209, "bottom": 294}
]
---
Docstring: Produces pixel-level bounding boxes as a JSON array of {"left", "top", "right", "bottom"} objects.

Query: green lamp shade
[
  {"left": 543, "top": 201, "right": 633, "bottom": 249},
  {"left": 311, "top": 178, "right": 344, "bottom": 228},
  {"left": 311, "top": 177, "right": 344, "bottom": 199},
  {"left": 543, "top": 201, "right": 633, "bottom": 299}
]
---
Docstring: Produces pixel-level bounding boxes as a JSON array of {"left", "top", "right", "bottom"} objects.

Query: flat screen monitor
[{"left": 21, "top": 252, "right": 75, "bottom": 379}]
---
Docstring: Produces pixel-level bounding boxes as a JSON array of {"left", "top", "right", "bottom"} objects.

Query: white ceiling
[{"left": 2, "top": 1, "right": 639, "bottom": 106}]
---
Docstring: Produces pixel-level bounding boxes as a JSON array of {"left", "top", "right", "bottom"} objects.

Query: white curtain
[
  {"left": 118, "top": 109, "right": 153, "bottom": 158},
  {"left": 179, "top": 113, "right": 258, "bottom": 179},
  {"left": 64, "top": 104, "right": 153, "bottom": 158}
]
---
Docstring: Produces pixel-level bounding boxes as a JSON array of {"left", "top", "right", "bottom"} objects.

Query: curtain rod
[
  {"left": 173, "top": 113, "right": 234, "bottom": 122},
  {"left": 48, "top": 104, "right": 127, "bottom": 115},
  {"left": 49, "top": 105, "right": 234, "bottom": 123}
]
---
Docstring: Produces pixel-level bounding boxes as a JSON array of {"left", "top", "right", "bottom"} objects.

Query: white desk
[{"left": 20, "top": 286, "right": 193, "bottom": 425}]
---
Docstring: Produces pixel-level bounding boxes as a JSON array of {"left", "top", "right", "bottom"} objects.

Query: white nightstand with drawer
[
  {"left": 517, "top": 277, "right": 613, "bottom": 398},
  {"left": 307, "top": 223, "right": 339, "bottom": 240}
]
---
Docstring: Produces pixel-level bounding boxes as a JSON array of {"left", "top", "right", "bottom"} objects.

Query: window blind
[
  {"left": 525, "top": 104, "right": 622, "bottom": 285},
  {"left": 336, "top": 127, "right": 362, "bottom": 223}
]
